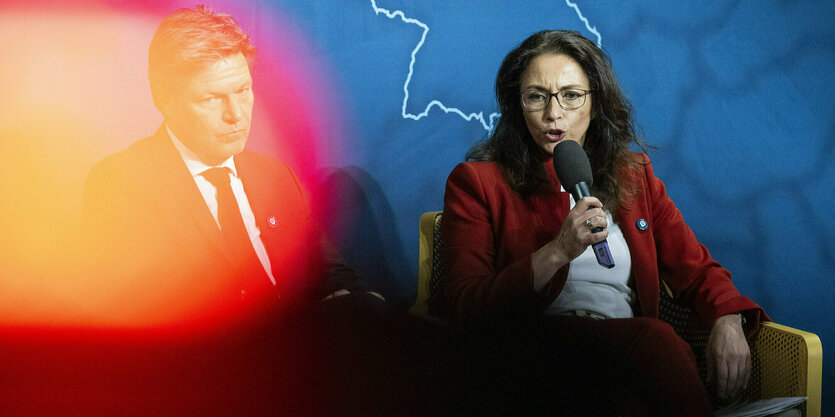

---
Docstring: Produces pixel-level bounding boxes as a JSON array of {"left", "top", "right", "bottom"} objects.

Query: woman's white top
[{"left": 544, "top": 192, "right": 635, "bottom": 319}]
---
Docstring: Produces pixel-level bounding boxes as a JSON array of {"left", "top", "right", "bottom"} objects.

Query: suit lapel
[
  {"left": 235, "top": 151, "right": 283, "bottom": 282},
  {"left": 147, "top": 126, "right": 233, "bottom": 263},
  {"left": 235, "top": 151, "right": 275, "bottom": 252},
  {"left": 618, "top": 191, "right": 660, "bottom": 318},
  {"left": 235, "top": 150, "right": 290, "bottom": 240}
]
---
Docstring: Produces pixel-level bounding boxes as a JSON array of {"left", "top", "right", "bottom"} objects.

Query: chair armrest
[
  {"left": 753, "top": 322, "right": 822, "bottom": 417},
  {"left": 411, "top": 211, "right": 441, "bottom": 316}
]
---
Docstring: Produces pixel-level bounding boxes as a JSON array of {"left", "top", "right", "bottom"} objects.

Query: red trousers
[{"left": 455, "top": 316, "right": 714, "bottom": 417}]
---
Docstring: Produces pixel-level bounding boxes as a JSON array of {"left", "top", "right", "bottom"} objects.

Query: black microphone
[{"left": 553, "top": 140, "right": 615, "bottom": 269}]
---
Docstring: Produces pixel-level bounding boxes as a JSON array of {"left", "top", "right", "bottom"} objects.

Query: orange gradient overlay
[{"left": 0, "top": 2, "right": 346, "bottom": 331}]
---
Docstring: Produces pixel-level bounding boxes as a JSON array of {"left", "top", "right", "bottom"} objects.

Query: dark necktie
[{"left": 200, "top": 167, "right": 269, "bottom": 292}]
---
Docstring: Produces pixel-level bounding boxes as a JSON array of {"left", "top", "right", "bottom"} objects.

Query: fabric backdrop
[{"left": 1, "top": 0, "right": 832, "bottom": 409}]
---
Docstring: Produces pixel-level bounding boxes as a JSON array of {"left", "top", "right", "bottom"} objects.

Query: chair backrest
[{"left": 411, "top": 211, "right": 442, "bottom": 316}]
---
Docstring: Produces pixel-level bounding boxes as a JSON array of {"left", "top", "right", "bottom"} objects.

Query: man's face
[{"left": 162, "top": 52, "right": 254, "bottom": 165}]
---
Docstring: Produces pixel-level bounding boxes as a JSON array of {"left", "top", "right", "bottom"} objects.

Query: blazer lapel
[
  {"left": 235, "top": 151, "right": 284, "bottom": 282},
  {"left": 146, "top": 126, "right": 233, "bottom": 263},
  {"left": 234, "top": 150, "right": 275, "bottom": 249},
  {"left": 618, "top": 195, "right": 660, "bottom": 318}
]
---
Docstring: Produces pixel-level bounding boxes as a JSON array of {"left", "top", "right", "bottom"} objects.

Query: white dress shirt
[{"left": 167, "top": 126, "right": 276, "bottom": 286}]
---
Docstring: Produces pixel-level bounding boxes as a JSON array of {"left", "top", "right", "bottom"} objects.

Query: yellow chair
[{"left": 411, "top": 211, "right": 823, "bottom": 417}]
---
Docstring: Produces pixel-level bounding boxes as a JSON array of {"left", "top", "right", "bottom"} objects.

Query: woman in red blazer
[{"left": 433, "top": 30, "right": 767, "bottom": 416}]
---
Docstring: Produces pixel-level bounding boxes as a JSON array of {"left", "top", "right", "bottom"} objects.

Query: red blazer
[
  {"left": 82, "top": 126, "right": 366, "bottom": 324},
  {"left": 436, "top": 153, "right": 767, "bottom": 327}
]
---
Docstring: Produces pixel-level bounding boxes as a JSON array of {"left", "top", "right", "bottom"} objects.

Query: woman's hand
[
  {"left": 531, "top": 196, "right": 608, "bottom": 291},
  {"left": 707, "top": 314, "right": 750, "bottom": 399},
  {"left": 553, "top": 196, "right": 608, "bottom": 260}
]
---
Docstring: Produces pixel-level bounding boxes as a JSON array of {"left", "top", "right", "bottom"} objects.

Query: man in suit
[
  {"left": 77, "top": 7, "right": 467, "bottom": 414},
  {"left": 82, "top": 5, "right": 373, "bottom": 326}
]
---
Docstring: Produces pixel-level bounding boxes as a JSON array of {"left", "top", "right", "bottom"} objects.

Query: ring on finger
[{"left": 584, "top": 218, "right": 594, "bottom": 230}]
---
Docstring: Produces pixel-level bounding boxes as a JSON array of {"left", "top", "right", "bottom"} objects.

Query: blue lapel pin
[{"left": 636, "top": 219, "right": 648, "bottom": 231}]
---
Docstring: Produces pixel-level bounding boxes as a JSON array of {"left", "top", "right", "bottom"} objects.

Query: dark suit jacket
[
  {"left": 83, "top": 126, "right": 367, "bottom": 324},
  {"left": 435, "top": 153, "right": 768, "bottom": 327}
]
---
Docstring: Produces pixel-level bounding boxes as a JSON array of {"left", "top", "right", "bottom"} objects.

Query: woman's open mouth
[{"left": 545, "top": 129, "right": 566, "bottom": 142}]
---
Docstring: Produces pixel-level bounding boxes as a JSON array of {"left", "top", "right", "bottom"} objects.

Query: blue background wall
[
  {"left": 1, "top": 0, "right": 831, "bottom": 411},
  {"left": 263, "top": 0, "right": 834, "bottom": 409}
]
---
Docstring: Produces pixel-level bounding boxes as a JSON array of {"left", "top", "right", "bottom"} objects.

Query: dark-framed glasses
[{"left": 520, "top": 88, "right": 592, "bottom": 111}]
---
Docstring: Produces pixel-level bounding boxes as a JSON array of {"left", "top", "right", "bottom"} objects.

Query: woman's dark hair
[{"left": 467, "top": 30, "right": 646, "bottom": 210}]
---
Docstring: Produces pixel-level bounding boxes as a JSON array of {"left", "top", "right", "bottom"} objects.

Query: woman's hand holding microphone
[{"left": 531, "top": 196, "right": 608, "bottom": 292}]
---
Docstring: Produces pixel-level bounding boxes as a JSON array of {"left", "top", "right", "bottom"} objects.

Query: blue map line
[
  {"left": 370, "top": 0, "right": 600, "bottom": 131},
  {"left": 565, "top": 0, "right": 602, "bottom": 46},
  {"left": 369, "top": 0, "right": 500, "bottom": 131}
]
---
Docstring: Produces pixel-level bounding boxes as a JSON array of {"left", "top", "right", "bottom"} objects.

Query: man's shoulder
[
  {"left": 237, "top": 149, "right": 291, "bottom": 170},
  {"left": 88, "top": 132, "right": 162, "bottom": 179},
  {"left": 81, "top": 133, "right": 169, "bottom": 224},
  {"left": 236, "top": 149, "right": 299, "bottom": 185}
]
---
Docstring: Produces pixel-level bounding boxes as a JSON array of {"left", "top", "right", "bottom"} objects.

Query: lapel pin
[
  {"left": 267, "top": 216, "right": 278, "bottom": 228},
  {"left": 636, "top": 219, "right": 648, "bottom": 231}
]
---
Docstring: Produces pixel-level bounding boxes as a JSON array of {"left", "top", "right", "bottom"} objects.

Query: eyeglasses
[{"left": 520, "top": 88, "right": 592, "bottom": 111}]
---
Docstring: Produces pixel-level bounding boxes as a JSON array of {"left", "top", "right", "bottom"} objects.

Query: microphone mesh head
[{"left": 553, "top": 140, "right": 593, "bottom": 188}]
